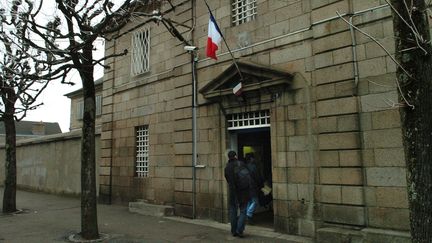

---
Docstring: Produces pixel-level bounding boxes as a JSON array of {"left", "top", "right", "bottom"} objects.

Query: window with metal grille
[
  {"left": 96, "top": 95, "right": 102, "bottom": 116},
  {"left": 232, "top": 0, "right": 257, "bottom": 26},
  {"left": 131, "top": 27, "right": 150, "bottom": 76},
  {"left": 227, "top": 110, "right": 270, "bottom": 130},
  {"left": 136, "top": 125, "right": 149, "bottom": 178}
]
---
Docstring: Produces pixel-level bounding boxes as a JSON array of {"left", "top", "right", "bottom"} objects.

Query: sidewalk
[{"left": 0, "top": 188, "right": 312, "bottom": 243}]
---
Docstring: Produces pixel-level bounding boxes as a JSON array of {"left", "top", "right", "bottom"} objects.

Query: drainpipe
[
  {"left": 189, "top": 9, "right": 206, "bottom": 219},
  {"left": 348, "top": 13, "right": 370, "bottom": 229},
  {"left": 349, "top": 15, "right": 360, "bottom": 88},
  {"left": 192, "top": 51, "right": 198, "bottom": 219},
  {"left": 347, "top": 1, "right": 368, "bottom": 228},
  {"left": 347, "top": 4, "right": 387, "bottom": 227},
  {"left": 108, "top": 36, "right": 119, "bottom": 205},
  {"left": 190, "top": 0, "right": 198, "bottom": 219},
  {"left": 349, "top": 5, "right": 388, "bottom": 89}
]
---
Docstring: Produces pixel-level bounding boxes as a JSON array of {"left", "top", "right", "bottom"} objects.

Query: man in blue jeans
[{"left": 224, "top": 151, "right": 250, "bottom": 237}]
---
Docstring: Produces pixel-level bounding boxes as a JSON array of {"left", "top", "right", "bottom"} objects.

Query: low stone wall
[{"left": 0, "top": 130, "right": 100, "bottom": 196}]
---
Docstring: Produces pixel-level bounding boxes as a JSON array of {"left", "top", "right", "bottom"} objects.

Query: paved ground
[{"left": 0, "top": 188, "right": 312, "bottom": 243}]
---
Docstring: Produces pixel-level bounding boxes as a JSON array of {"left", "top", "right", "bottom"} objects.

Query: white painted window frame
[
  {"left": 131, "top": 26, "right": 151, "bottom": 76},
  {"left": 136, "top": 125, "right": 149, "bottom": 178},
  {"left": 232, "top": 0, "right": 257, "bottom": 26},
  {"left": 227, "top": 110, "right": 270, "bottom": 130}
]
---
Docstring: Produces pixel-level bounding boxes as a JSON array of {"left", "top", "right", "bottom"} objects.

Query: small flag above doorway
[{"left": 233, "top": 82, "right": 243, "bottom": 96}]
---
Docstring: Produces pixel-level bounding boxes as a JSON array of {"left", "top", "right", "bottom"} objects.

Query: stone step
[
  {"left": 316, "top": 227, "right": 411, "bottom": 243},
  {"left": 129, "top": 201, "right": 174, "bottom": 217}
]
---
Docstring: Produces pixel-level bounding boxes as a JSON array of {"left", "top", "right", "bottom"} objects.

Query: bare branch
[
  {"left": 337, "top": 11, "right": 414, "bottom": 80},
  {"left": 337, "top": 11, "right": 415, "bottom": 109},
  {"left": 92, "top": 49, "right": 128, "bottom": 68},
  {"left": 384, "top": 0, "right": 428, "bottom": 54}
]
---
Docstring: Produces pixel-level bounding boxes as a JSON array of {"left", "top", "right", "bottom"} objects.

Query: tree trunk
[
  {"left": 2, "top": 113, "right": 17, "bottom": 213},
  {"left": 79, "top": 46, "right": 99, "bottom": 239},
  {"left": 391, "top": 0, "right": 432, "bottom": 242}
]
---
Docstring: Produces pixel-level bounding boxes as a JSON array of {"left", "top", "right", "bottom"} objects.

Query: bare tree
[
  {"left": 21, "top": 0, "right": 135, "bottom": 239},
  {"left": 390, "top": 0, "right": 432, "bottom": 242},
  {"left": 14, "top": 0, "right": 185, "bottom": 239},
  {"left": 0, "top": 2, "right": 61, "bottom": 213}
]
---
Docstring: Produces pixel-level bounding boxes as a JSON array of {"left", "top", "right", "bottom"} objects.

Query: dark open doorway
[{"left": 232, "top": 128, "right": 273, "bottom": 228}]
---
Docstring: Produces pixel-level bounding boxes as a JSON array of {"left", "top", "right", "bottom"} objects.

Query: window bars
[
  {"left": 232, "top": 0, "right": 257, "bottom": 26},
  {"left": 136, "top": 125, "right": 149, "bottom": 178},
  {"left": 131, "top": 27, "right": 150, "bottom": 76},
  {"left": 227, "top": 110, "right": 270, "bottom": 130},
  {"left": 96, "top": 95, "right": 102, "bottom": 116}
]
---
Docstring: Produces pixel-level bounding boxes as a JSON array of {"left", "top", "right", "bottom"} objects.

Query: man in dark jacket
[{"left": 224, "top": 150, "right": 250, "bottom": 237}]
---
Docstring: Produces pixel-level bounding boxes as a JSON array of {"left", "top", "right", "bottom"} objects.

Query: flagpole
[{"left": 204, "top": 0, "right": 244, "bottom": 82}]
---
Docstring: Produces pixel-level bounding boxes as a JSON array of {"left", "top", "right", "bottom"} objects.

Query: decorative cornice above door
[{"left": 199, "top": 61, "right": 293, "bottom": 100}]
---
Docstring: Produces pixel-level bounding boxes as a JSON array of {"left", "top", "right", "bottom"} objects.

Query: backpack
[{"left": 233, "top": 160, "right": 251, "bottom": 190}]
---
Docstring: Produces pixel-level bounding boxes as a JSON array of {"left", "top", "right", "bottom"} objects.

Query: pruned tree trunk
[
  {"left": 79, "top": 45, "right": 99, "bottom": 239},
  {"left": 2, "top": 112, "right": 17, "bottom": 213},
  {"left": 2, "top": 86, "right": 17, "bottom": 214},
  {"left": 391, "top": 0, "right": 432, "bottom": 241}
]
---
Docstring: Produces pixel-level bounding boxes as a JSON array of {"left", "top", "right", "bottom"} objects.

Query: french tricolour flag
[
  {"left": 206, "top": 9, "right": 222, "bottom": 60},
  {"left": 205, "top": 1, "right": 242, "bottom": 96}
]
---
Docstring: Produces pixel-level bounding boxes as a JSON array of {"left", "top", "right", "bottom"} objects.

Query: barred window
[
  {"left": 227, "top": 110, "right": 270, "bottom": 130},
  {"left": 136, "top": 125, "right": 149, "bottom": 178},
  {"left": 131, "top": 27, "right": 150, "bottom": 76},
  {"left": 232, "top": 0, "right": 257, "bottom": 26},
  {"left": 96, "top": 95, "right": 102, "bottom": 116}
]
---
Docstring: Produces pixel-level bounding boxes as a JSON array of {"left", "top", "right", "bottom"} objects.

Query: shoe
[{"left": 236, "top": 232, "right": 244, "bottom": 238}]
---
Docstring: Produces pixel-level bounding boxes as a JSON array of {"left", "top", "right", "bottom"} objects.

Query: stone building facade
[
  {"left": 65, "top": 78, "right": 103, "bottom": 131},
  {"left": 99, "top": 0, "right": 411, "bottom": 241}
]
